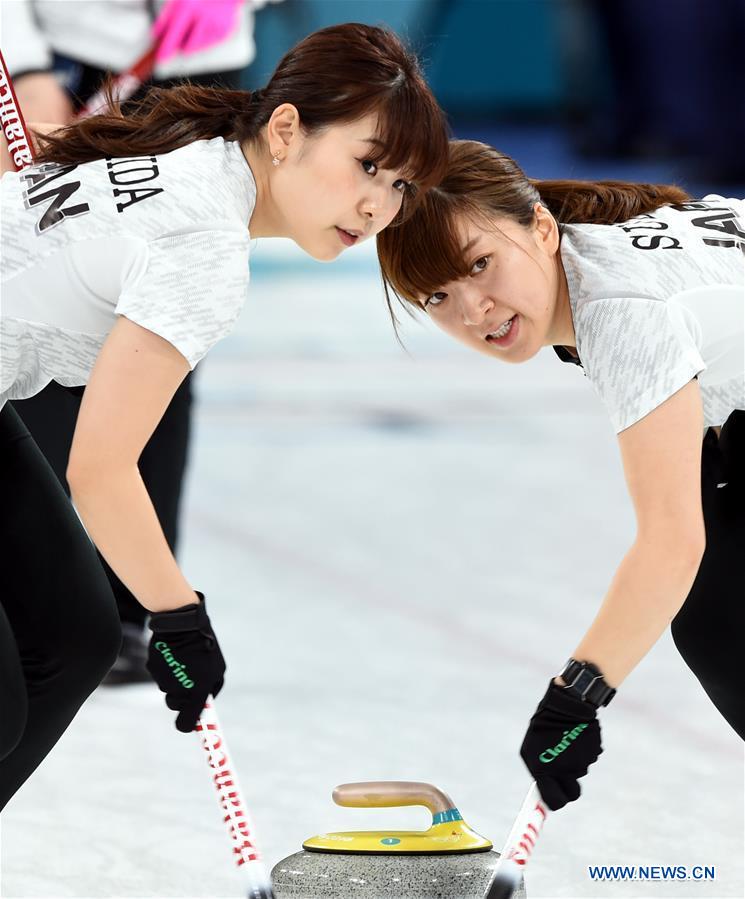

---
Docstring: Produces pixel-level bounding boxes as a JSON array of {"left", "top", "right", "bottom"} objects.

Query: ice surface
[{"left": 2, "top": 241, "right": 742, "bottom": 898}]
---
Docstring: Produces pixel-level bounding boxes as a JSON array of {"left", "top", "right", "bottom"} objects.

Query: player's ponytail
[
  {"left": 377, "top": 139, "right": 689, "bottom": 316},
  {"left": 33, "top": 22, "right": 448, "bottom": 201},
  {"left": 34, "top": 81, "right": 264, "bottom": 162},
  {"left": 531, "top": 178, "right": 689, "bottom": 225}
]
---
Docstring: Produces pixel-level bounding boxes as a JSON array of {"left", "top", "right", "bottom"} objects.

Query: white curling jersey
[
  {"left": 0, "top": 137, "right": 256, "bottom": 407},
  {"left": 558, "top": 196, "right": 745, "bottom": 432}
]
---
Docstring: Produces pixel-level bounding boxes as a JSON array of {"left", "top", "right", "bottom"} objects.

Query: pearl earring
[{"left": 272, "top": 152, "right": 281, "bottom": 167}]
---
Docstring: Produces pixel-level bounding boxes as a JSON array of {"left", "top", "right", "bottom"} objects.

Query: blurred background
[
  {"left": 1, "top": 1, "right": 743, "bottom": 897},
  {"left": 244, "top": 0, "right": 745, "bottom": 191}
]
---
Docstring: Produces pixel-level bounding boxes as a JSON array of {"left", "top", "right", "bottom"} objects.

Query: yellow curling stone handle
[{"left": 302, "top": 781, "right": 493, "bottom": 854}]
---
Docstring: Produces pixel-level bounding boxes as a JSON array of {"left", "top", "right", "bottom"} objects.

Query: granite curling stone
[{"left": 271, "top": 781, "right": 527, "bottom": 899}]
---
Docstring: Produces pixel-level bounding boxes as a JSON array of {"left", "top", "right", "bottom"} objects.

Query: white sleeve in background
[
  {"left": 573, "top": 296, "right": 707, "bottom": 434},
  {"left": 115, "top": 229, "right": 250, "bottom": 370},
  {"left": 1, "top": 0, "right": 281, "bottom": 79},
  {"left": 2, "top": 0, "right": 280, "bottom": 79},
  {"left": 0, "top": 0, "right": 53, "bottom": 76},
  {"left": 153, "top": 0, "right": 272, "bottom": 80}
]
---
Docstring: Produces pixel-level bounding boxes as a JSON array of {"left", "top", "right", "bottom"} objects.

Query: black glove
[
  {"left": 147, "top": 593, "right": 225, "bottom": 733},
  {"left": 519, "top": 681, "right": 603, "bottom": 811}
]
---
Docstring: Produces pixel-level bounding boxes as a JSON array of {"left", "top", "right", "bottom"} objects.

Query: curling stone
[{"left": 271, "top": 781, "right": 527, "bottom": 899}]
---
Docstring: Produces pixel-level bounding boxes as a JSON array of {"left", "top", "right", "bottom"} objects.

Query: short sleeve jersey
[
  {"left": 1, "top": 136, "right": 256, "bottom": 405},
  {"left": 558, "top": 196, "right": 744, "bottom": 432}
]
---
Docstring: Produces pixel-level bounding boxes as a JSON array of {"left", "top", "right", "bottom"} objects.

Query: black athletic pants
[
  {"left": 671, "top": 411, "right": 745, "bottom": 740},
  {"left": 0, "top": 404, "right": 121, "bottom": 810},
  {"left": 10, "top": 61, "right": 241, "bottom": 630},
  {"left": 11, "top": 377, "right": 192, "bottom": 628}
]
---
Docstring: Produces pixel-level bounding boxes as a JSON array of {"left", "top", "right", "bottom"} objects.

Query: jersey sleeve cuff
[{"left": 613, "top": 359, "right": 707, "bottom": 433}]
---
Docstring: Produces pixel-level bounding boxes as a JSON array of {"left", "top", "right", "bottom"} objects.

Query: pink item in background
[{"left": 153, "top": 0, "right": 245, "bottom": 65}]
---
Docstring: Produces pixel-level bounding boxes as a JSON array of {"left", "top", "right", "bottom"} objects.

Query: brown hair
[
  {"left": 34, "top": 23, "right": 449, "bottom": 211},
  {"left": 378, "top": 139, "right": 690, "bottom": 319}
]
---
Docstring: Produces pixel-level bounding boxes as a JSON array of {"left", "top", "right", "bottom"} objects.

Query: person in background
[
  {"left": 584, "top": 0, "right": 745, "bottom": 183},
  {"left": 1, "top": 0, "right": 282, "bottom": 684}
]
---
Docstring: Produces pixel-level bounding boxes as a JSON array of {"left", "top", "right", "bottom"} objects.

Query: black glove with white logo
[
  {"left": 147, "top": 593, "right": 225, "bottom": 733},
  {"left": 519, "top": 681, "right": 603, "bottom": 811}
]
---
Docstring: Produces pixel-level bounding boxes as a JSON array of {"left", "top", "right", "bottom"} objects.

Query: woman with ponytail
[
  {"left": 0, "top": 22, "right": 448, "bottom": 811},
  {"left": 378, "top": 140, "right": 744, "bottom": 811},
  {"left": 1, "top": 0, "right": 275, "bottom": 691}
]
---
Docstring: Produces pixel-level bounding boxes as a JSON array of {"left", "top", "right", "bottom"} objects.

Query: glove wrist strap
[
  {"left": 557, "top": 658, "right": 616, "bottom": 708},
  {"left": 149, "top": 592, "right": 208, "bottom": 633}
]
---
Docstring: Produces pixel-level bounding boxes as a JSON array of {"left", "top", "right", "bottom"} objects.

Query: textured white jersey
[
  {"left": 559, "top": 196, "right": 744, "bottom": 432},
  {"left": 1, "top": 137, "right": 255, "bottom": 406}
]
